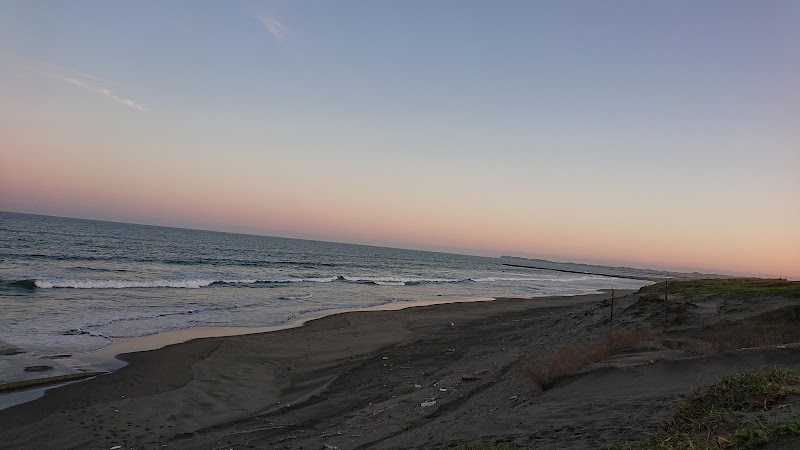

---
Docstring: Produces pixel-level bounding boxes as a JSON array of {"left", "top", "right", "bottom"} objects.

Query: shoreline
[
  {"left": 3, "top": 291, "right": 618, "bottom": 386},
  {"left": 0, "top": 293, "right": 586, "bottom": 409},
  {"left": 0, "top": 291, "right": 617, "bottom": 443},
  {"left": 5, "top": 281, "right": 796, "bottom": 449},
  {"left": 80, "top": 295, "right": 500, "bottom": 371}
]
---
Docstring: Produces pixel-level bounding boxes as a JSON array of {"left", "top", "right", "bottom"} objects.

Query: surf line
[{"left": 501, "top": 263, "right": 653, "bottom": 281}]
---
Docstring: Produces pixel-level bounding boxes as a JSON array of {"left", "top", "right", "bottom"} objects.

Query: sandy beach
[
  {"left": 2, "top": 280, "right": 800, "bottom": 449},
  {"left": 3, "top": 1, "right": 797, "bottom": 448}
]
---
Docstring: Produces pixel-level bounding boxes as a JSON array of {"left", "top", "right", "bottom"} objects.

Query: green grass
[
  {"left": 643, "top": 367, "right": 800, "bottom": 449},
  {"left": 638, "top": 278, "right": 800, "bottom": 299}
]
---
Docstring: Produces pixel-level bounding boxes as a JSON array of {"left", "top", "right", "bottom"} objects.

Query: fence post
[
  {"left": 610, "top": 288, "right": 615, "bottom": 331},
  {"left": 663, "top": 279, "right": 669, "bottom": 333}
]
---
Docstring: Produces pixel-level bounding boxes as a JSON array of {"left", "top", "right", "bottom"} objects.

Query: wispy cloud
[
  {"left": 63, "top": 77, "right": 146, "bottom": 111},
  {"left": 18, "top": 59, "right": 147, "bottom": 111},
  {"left": 255, "top": 13, "right": 289, "bottom": 41}
]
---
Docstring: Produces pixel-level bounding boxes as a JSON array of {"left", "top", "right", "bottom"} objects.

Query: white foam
[
  {"left": 304, "top": 277, "right": 338, "bottom": 283},
  {"left": 34, "top": 279, "right": 216, "bottom": 289},
  {"left": 252, "top": 276, "right": 337, "bottom": 283},
  {"left": 219, "top": 279, "right": 258, "bottom": 284},
  {"left": 32, "top": 276, "right": 340, "bottom": 289},
  {"left": 341, "top": 276, "right": 461, "bottom": 286},
  {"left": 469, "top": 275, "right": 593, "bottom": 282},
  {"left": 30, "top": 274, "right": 608, "bottom": 290},
  {"left": 279, "top": 293, "right": 313, "bottom": 300}
]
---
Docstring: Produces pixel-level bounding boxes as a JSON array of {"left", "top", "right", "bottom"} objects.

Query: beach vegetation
[
  {"left": 643, "top": 367, "right": 800, "bottom": 449},
  {"left": 524, "top": 327, "right": 654, "bottom": 390},
  {"left": 687, "top": 305, "right": 800, "bottom": 355},
  {"left": 637, "top": 278, "right": 800, "bottom": 300}
]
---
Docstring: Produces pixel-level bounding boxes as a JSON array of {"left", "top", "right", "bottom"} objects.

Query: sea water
[{"left": 0, "top": 211, "right": 650, "bottom": 356}]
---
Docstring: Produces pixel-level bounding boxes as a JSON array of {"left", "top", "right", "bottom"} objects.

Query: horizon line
[{"left": 0, "top": 209, "right": 787, "bottom": 280}]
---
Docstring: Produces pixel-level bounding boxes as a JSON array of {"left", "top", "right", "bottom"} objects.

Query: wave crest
[
  {"left": 35, "top": 279, "right": 217, "bottom": 289},
  {"left": 25, "top": 276, "right": 340, "bottom": 289},
  {"left": 278, "top": 293, "right": 313, "bottom": 300},
  {"left": 4, "top": 273, "right": 591, "bottom": 290},
  {"left": 341, "top": 276, "right": 461, "bottom": 286}
]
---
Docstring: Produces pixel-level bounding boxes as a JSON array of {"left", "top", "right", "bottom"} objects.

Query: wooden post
[
  {"left": 663, "top": 279, "right": 669, "bottom": 333},
  {"left": 610, "top": 288, "right": 615, "bottom": 331}
]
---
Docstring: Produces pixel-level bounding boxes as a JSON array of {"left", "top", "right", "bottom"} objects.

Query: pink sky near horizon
[
  {"left": 2, "top": 141, "right": 797, "bottom": 279},
  {"left": 1, "top": 1, "right": 798, "bottom": 280}
]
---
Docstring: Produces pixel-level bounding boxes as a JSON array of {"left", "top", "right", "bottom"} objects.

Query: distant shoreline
[{"left": 502, "top": 262, "right": 658, "bottom": 281}]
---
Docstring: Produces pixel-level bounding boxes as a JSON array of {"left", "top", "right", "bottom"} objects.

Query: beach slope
[{"left": 2, "top": 280, "right": 800, "bottom": 449}]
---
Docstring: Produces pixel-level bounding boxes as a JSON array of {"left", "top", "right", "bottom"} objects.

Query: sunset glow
[{"left": 1, "top": 1, "right": 798, "bottom": 278}]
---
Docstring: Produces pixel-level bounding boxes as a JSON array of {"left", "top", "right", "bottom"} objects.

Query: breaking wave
[
  {"left": 340, "top": 276, "right": 462, "bottom": 286},
  {"left": 278, "top": 293, "right": 313, "bottom": 300},
  {"left": 2, "top": 273, "right": 605, "bottom": 290},
  {"left": 34, "top": 279, "right": 217, "bottom": 289},
  {"left": 26, "top": 277, "right": 339, "bottom": 289}
]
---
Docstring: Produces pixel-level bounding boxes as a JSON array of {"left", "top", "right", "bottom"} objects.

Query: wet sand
[{"left": 2, "top": 286, "right": 800, "bottom": 449}]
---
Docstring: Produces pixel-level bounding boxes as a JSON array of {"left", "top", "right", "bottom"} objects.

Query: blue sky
[{"left": 1, "top": 1, "right": 798, "bottom": 277}]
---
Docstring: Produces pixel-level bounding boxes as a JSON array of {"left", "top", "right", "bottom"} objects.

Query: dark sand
[{"left": 3, "top": 287, "right": 800, "bottom": 449}]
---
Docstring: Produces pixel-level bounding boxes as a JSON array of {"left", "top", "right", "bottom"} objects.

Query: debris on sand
[
  {"left": 23, "top": 365, "right": 53, "bottom": 372},
  {"left": 462, "top": 369, "right": 489, "bottom": 381}
]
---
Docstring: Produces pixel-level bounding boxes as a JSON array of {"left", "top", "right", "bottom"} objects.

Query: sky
[{"left": 1, "top": 1, "right": 798, "bottom": 279}]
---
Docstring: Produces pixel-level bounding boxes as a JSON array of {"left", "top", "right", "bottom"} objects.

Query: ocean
[{"left": 0, "top": 211, "right": 650, "bottom": 356}]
